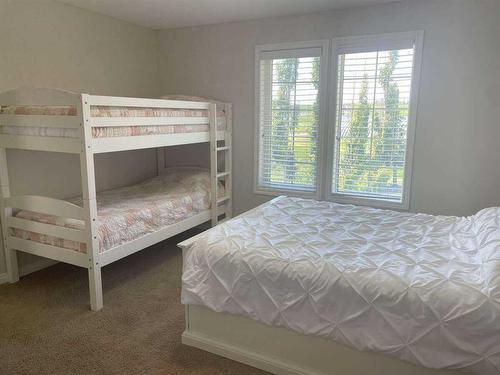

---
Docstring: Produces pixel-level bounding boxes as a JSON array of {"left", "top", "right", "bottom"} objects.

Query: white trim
[
  {"left": 19, "top": 258, "right": 57, "bottom": 277},
  {"left": 254, "top": 40, "right": 330, "bottom": 200},
  {"left": 183, "top": 305, "right": 461, "bottom": 375},
  {"left": 326, "top": 30, "right": 424, "bottom": 210},
  {"left": 403, "top": 30, "right": 424, "bottom": 211},
  {"left": 253, "top": 186, "right": 317, "bottom": 200},
  {"left": 182, "top": 332, "right": 309, "bottom": 375},
  {"left": 0, "top": 259, "right": 58, "bottom": 285},
  {"left": 327, "top": 193, "right": 409, "bottom": 210}
]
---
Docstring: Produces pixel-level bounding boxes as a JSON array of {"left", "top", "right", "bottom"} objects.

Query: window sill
[
  {"left": 254, "top": 186, "right": 319, "bottom": 200},
  {"left": 327, "top": 193, "right": 409, "bottom": 211},
  {"left": 253, "top": 188, "right": 409, "bottom": 211}
]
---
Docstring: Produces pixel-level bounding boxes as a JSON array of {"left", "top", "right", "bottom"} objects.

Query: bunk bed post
[
  {"left": 78, "top": 94, "right": 103, "bottom": 311},
  {"left": 209, "top": 103, "right": 218, "bottom": 226},
  {"left": 0, "top": 148, "right": 19, "bottom": 283}
]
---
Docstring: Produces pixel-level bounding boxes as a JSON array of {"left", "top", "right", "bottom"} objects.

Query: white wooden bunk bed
[{"left": 0, "top": 87, "right": 232, "bottom": 311}]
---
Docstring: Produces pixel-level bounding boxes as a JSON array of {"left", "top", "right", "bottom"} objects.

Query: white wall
[
  {"left": 157, "top": 0, "right": 500, "bottom": 217},
  {"left": 0, "top": 0, "right": 160, "bottom": 275}
]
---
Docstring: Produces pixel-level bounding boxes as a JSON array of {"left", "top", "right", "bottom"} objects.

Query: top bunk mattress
[
  {"left": 0, "top": 96, "right": 227, "bottom": 138},
  {"left": 181, "top": 196, "right": 500, "bottom": 375},
  {"left": 11, "top": 168, "right": 224, "bottom": 253}
]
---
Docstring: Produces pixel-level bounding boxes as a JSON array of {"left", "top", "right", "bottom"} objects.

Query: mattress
[
  {"left": 181, "top": 196, "right": 500, "bottom": 374},
  {"left": 11, "top": 168, "right": 224, "bottom": 253},
  {"left": 0, "top": 101, "right": 226, "bottom": 138}
]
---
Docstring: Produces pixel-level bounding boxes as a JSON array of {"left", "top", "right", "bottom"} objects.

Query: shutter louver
[
  {"left": 258, "top": 52, "right": 321, "bottom": 192},
  {"left": 333, "top": 47, "right": 415, "bottom": 202}
]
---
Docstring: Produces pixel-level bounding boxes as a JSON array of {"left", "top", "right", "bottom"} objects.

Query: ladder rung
[
  {"left": 216, "top": 172, "right": 230, "bottom": 178},
  {"left": 216, "top": 146, "right": 231, "bottom": 151},
  {"left": 217, "top": 195, "right": 231, "bottom": 204}
]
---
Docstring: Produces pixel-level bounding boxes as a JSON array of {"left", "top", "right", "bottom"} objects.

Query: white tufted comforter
[{"left": 181, "top": 196, "right": 500, "bottom": 374}]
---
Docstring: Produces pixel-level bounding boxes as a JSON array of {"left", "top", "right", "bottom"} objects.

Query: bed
[
  {"left": 179, "top": 196, "right": 500, "bottom": 375},
  {"left": 0, "top": 101, "right": 227, "bottom": 139},
  {"left": 0, "top": 88, "right": 232, "bottom": 311},
  {"left": 11, "top": 167, "right": 223, "bottom": 253}
]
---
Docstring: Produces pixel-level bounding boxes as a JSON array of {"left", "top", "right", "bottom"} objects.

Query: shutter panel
[
  {"left": 258, "top": 50, "right": 322, "bottom": 192},
  {"left": 333, "top": 47, "right": 415, "bottom": 202}
]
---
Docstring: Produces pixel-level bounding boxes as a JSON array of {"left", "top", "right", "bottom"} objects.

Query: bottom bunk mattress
[
  {"left": 181, "top": 196, "right": 500, "bottom": 375},
  {"left": 11, "top": 167, "right": 223, "bottom": 253}
]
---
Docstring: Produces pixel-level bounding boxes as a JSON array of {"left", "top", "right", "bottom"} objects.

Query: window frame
[
  {"left": 325, "top": 31, "right": 424, "bottom": 210},
  {"left": 253, "top": 40, "right": 330, "bottom": 199},
  {"left": 253, "top": 32, "right": 424, "bottom": 210}
]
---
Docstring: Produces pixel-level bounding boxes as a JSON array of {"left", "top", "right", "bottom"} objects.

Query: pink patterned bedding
[
  {"left": 0, "top": 104, "right": 226, "bottom": 138},
  {"left": 10, "top": 168, "right": 224, "bottom": 253}
]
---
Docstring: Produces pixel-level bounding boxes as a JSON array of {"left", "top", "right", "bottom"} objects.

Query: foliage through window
[
  {"left": 333, "top": 48, "right": 415, "bottom": 202},
  {"left": 257, "top": 46, "right": 323, "bottom": 192}
]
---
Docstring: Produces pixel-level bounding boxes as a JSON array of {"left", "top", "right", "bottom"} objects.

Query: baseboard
[
  {"left": 182, "top": 331, "right": 317, "bottom": 375},
  {"left": 0, "top": 258, "right": 57, "bottom": 285},
  {"left": 19, "top": 258, "right": 58, "bottom": 277}
]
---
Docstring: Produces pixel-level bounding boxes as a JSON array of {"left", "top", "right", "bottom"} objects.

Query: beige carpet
[{"left": 0, "top": 230, "right": 267, "bottom": 375}]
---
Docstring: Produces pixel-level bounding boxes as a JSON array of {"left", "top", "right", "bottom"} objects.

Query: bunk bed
[{"left": 0, "top": 88, "right": 232, "bottom": 311}]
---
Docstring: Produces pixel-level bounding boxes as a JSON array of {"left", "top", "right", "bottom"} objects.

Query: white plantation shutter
[
  {"left": 257, "top": 47, "right": 323, "bottom": 192},
  {"left": 255, "top": 33, "right": 422, "bottom": 207},
  {"left": 332, "top": 45, "right": 416, "bottom": 202}
]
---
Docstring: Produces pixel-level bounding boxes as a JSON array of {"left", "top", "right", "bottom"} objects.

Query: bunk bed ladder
[{"left": 209, "top": 103, "right": 232, "bottom": 226}]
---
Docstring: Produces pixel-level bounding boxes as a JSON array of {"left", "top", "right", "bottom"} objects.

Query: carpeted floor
[{"left": 0, "top": 230, "right": 267, "bottom": 375}]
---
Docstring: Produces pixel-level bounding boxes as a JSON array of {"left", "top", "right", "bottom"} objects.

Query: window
[
  {"left": 255, "top": 32, "right": 423, "bottom": 209},
  {"left": 255, "top": 41, "right": 328, "bottom": 195},
  {"left": 329, "top": 32, "right": 422, "bottom": 208}
]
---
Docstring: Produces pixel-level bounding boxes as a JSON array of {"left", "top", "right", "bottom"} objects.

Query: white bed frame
[
  {"left": 0, "top": 87, "right": 232, "bottom": 311},
  {"left": 180, "top": 305, "right": 461, "bottom": 375},
  {"left": 178, "top": 210, "right": 464, "bottom": 375}
]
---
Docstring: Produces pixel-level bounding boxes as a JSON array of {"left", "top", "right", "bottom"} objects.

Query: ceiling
[{"left": 57, "top": 0, "right": 399, "bottom": 30}]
